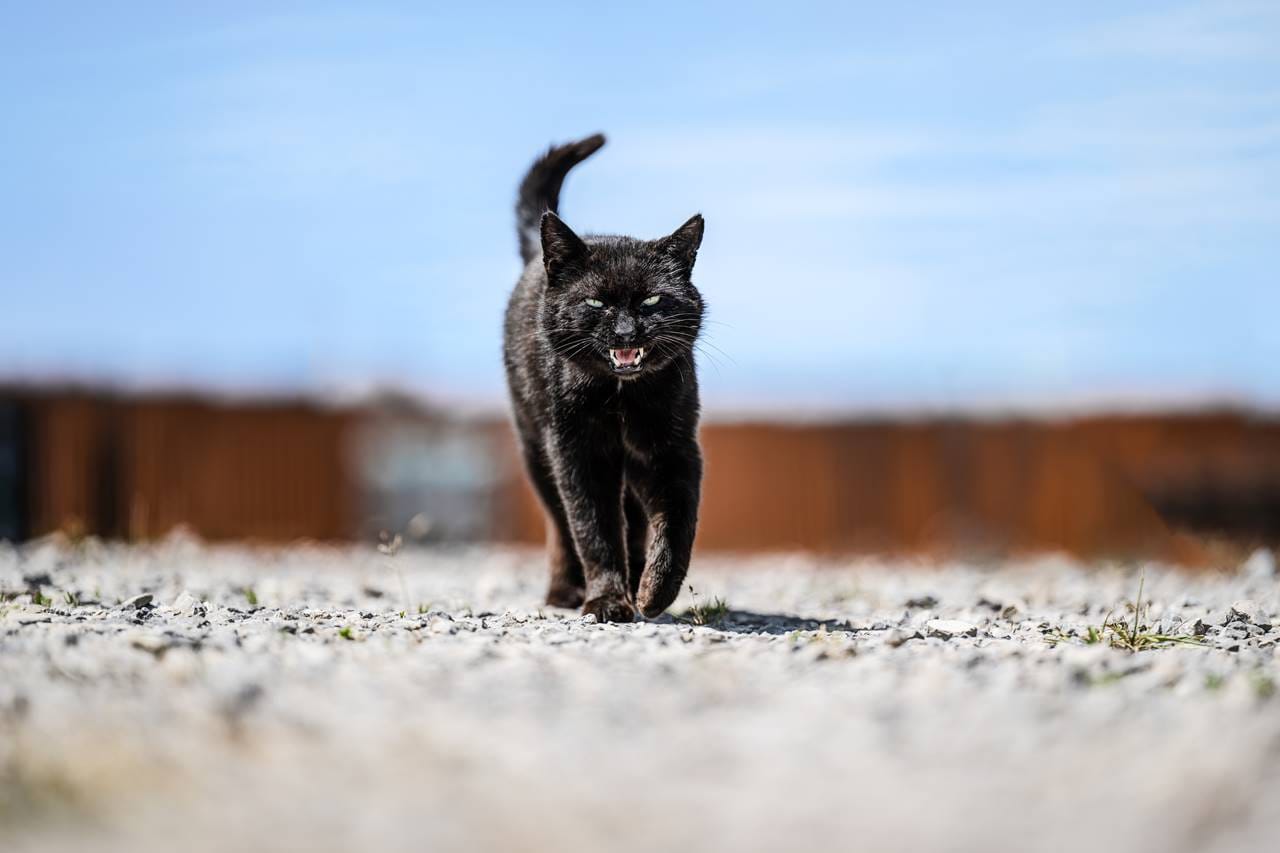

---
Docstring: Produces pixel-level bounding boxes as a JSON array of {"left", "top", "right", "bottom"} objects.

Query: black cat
[{"left": 503, "top": 133, "right": 706, "bottom": 623}]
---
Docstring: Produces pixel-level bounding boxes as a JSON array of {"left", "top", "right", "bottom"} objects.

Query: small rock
[
  {"left": 885, "top": 628, "right": 922, "bottom": 647},
  {"left": 1207, "top": 608, "right": 1234, "bottom": 627},
  {"left": 1231, "top": 600, "right": 1263, "bottom": 624},
  {"left": 927, "top": 619, "right": 977, "bottom": 640},
  {"left": 120, "top": 593, "right": 154, "bottom": 610},
  {"left": 171, "top": 591, "right": 205, "bottom": 616},
  {"left": 1186, "top": 617, "right": 1209, "bottom": 637},
  {"left": 905, "top": 595, "right": 938, "bottom": 609},
  {"left": 1226, "top": 624, "right": 1251, "bottom": 640}
]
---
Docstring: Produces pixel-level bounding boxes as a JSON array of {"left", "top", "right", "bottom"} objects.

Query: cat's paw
[
  {"left": 545, "top": 583, "right": 585, "bottom": 609},
  {"left": 636, "top": 543, "right": 686, "bottom": 619},
  {"left": 581, "top": 594, "right": 636, "bottom": 623}
]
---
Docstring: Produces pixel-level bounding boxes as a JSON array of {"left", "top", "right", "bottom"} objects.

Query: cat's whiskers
[
  {"left": 652, "top": 336, "right": 725, "bottom": 376},
  {"left": 650, "top": 323, "right": 732, "bottom": 365},
  {"left": 646, "top": 325, "right": 728, "bottom": 372},
  {"left": 552, "top": 340, "right": 597, "bottom": 360},
  {"left": 646, "top": 335, "right": 710, "bottom": 376}
]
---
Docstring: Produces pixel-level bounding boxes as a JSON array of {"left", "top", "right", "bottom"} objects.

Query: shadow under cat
[{"left": 650, "top": 608, "right": 861, "bottom": 636}]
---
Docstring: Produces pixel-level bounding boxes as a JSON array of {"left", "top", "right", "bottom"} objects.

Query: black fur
[{"left": 504, "top": 133, "right": 705, "bottom": 622}]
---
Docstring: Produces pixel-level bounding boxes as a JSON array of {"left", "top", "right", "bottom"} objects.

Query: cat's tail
[{"left": 515, "top": 133, "right": 606, "bottom": 265}]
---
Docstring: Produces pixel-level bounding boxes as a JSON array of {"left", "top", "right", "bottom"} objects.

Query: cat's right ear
[
  {"left": 655, "top": 213, "right": 704, "bottom": 272},
  {"left": 541, "top": 212, "right": 589, "bottom": 283}
]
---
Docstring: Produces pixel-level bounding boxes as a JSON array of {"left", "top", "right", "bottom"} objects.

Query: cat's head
[{"left": 538, "top": 212, "right": 704, "bottom": 380}]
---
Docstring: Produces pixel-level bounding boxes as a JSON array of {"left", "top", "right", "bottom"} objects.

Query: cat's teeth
[{"left": 609, "top": 348, "right": 644, "bottom": 368}]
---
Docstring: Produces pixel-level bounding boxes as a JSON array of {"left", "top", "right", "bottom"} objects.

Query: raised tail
[{"left": 515, "top": 133, "right": 606, "bottom": 265}]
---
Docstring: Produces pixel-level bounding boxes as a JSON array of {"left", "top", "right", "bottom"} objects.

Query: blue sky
[{"left": 1, "top": 1, "right": 1277, "bottom": 414}]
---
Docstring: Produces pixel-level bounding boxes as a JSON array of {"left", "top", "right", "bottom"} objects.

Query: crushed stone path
[{"left": 2, "top": 538, "right": 1279, "bottom": 853}]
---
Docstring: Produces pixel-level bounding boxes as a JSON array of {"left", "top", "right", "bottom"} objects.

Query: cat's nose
[{"left": 614, "top": 314, "right": 636, "bottom": 340}]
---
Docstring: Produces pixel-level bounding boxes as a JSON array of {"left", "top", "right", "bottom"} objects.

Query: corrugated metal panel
[
  {"left": 16, "top": 393, "right": 352, "bottom": 542},
  {"left": 26, "top": 394, "right": 110, "bottom": 537},
  {"left": 0, "top": 400, "right": 28, "bottom": 541},
  {"left": 118, "top": 400, "right": 353, "bottom": 541}
]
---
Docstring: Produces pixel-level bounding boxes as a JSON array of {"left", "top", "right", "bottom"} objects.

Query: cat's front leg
[
  {"left": 632, "top": 443, "right": 702, "bottom": 619},
  {"left": 550, "top": 429, "right": 634, "bottom": 623}
]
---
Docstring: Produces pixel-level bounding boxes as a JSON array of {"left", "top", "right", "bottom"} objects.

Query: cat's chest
[
  {"left": 611, "top": 390, "right": 674, "bottom": 456},
  {"left": 562, "top": 377, "right": 678, "bottom": 453}
]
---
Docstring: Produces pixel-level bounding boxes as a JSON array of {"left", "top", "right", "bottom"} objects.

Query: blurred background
[{"left": 1, "top": 1, "right": 1277, "bottom": 562}]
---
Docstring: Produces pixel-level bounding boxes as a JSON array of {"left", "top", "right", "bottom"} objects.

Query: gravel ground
[{"left": 2, "top": 536, "right": 1279, "bottom": 853}]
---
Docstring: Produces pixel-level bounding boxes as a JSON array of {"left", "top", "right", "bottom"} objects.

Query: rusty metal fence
[{"left": 3, "top": 387, "right": 1278, "bottom": 562}]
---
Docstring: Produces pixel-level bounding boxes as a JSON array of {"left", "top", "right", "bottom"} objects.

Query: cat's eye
[
  {"left": 584, "top": 298, "right": 604, "bottom": 308},
  {"left": 641, "top": 295, "right": 661, "bottom": 307}
]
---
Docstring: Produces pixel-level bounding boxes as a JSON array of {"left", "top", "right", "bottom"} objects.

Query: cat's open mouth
[{"left": 608, "top": 347, "right": 646, "bottom": 373}]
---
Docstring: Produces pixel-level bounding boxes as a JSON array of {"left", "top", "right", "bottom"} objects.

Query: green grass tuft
[
  {"left": 676, "top": 586, "right": 729, "bottom": 627},
  {"left": 1047, "top": 571, "right": 1203, "bottom": 652}
]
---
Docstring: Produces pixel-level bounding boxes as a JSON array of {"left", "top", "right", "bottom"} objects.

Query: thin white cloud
[{"left": 1065, "top": 0, "right": 1280, "bottom": 60}]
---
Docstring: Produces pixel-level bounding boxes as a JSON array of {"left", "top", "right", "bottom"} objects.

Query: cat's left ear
[
  {"left": 655, "top": 214, "right": 704, "bottom": 270},
  {"left": 541, "top": 211, "right": 590, "bottom": 283}
]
